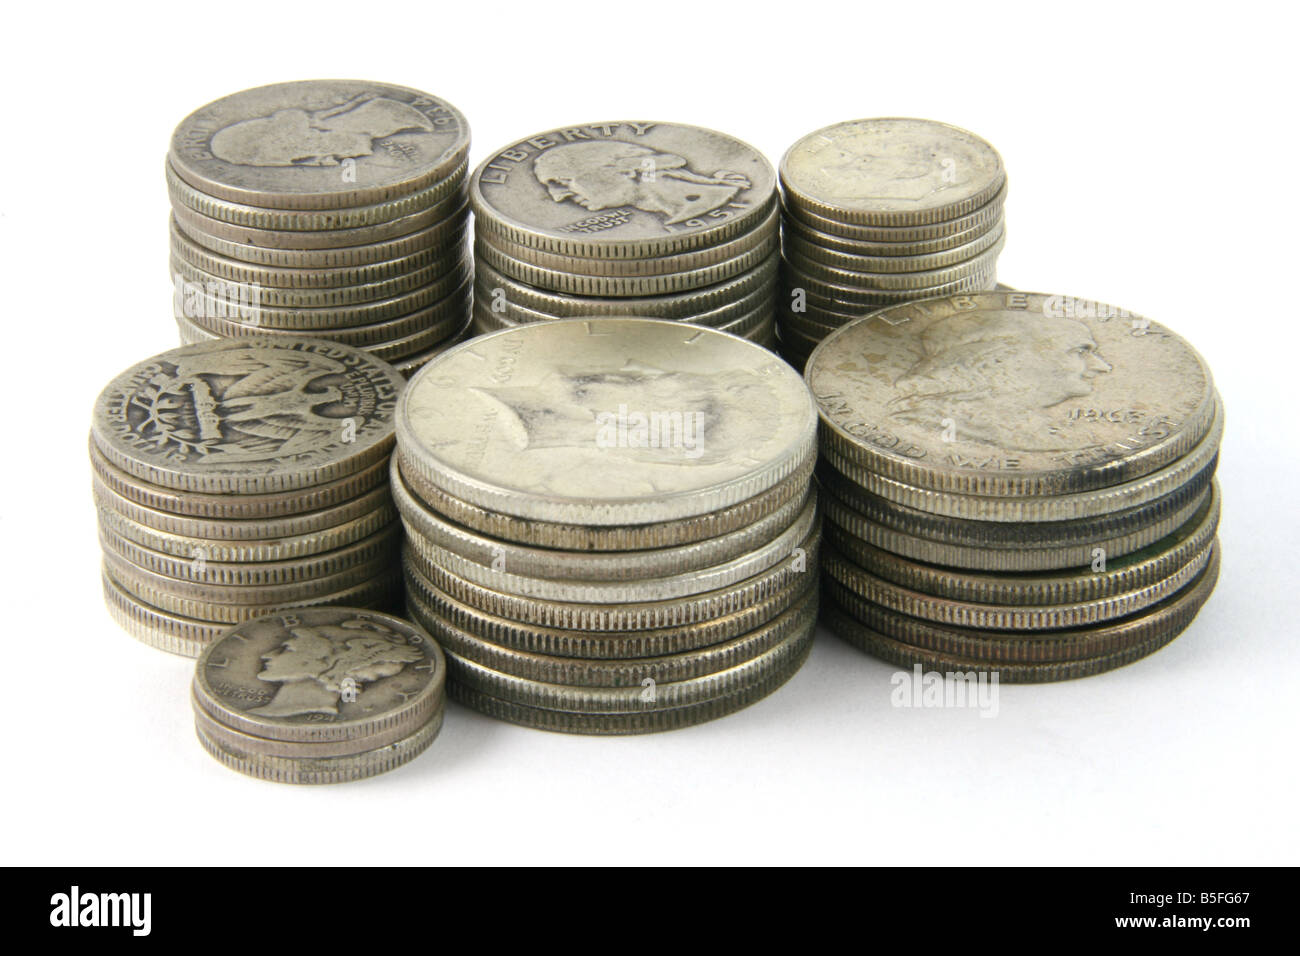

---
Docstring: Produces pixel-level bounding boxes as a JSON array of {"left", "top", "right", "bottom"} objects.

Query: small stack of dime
[
  {"left": 167, "top": 80, "right": 472, "bottom": 378},
  {"left": 468, "top": 122, "right": 778, "bottom": 346},
  {"left": 807, "top": 291, "right": 1223, "bottom": 681},
  {"left": 395, "top": 319, "right": 820, "bottom": 733},
  {"left": 93, "top": 337, "right": 406, "bottom": 658},
  {"left": 192, "top": 608, "right": 445, "bottom": 784},
  {"left": 777, "top": 118, "right": 1007, "bottom": 370}
]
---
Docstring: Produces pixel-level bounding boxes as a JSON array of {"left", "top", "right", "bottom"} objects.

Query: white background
[{"left": 2, "top": 1, "right": 1295, "bottom": 866}]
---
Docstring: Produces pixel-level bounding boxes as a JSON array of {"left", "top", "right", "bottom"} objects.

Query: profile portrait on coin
[
  {"left": 210, "top": 94, "right": 436, "bottom": 168},
  {"left": 253, "top": 616, "right": 425, "bottom": 717},
  {"left": 474, "top": 359, "right": 779, "bottom": 468},
  {"left": 885, "top": 311, "right": 1113, "bottom": 450},
  {"left": 818, "top": 142, "right": 956, "bottom": 200},
  {"left": 533, "top": 141, "right": 751, "bottom": 225}
]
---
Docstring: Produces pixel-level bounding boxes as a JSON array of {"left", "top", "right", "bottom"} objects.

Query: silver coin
[
  {"left": 479, "top": 202, "right": 780, "bottom": 277},
  {"left": 471, "top": 121, "right": 776, "bottom": 258},
  {"left": 91, "top": 338, "right": 402, "bottom": 495},
  {"left": 783, "top": 182, "right": 1006, "bottom": 242},
  {"left": 784, "top": 229, "right": 1006, "bottom": 286},
  {"left": 169, "top": 80, "right": 469, "bottom": 210},
  {"left": 475, "top": 233, "right": 777, "bottom": 297},
  {"left": 807, "top": 291, "right": 1218, "bottom": 496},
  {"left": 783, "top": 211, "right": 1003, "bottom": 258},
  {"left": 397, "top": 318, "right": 817, "bottom": 524},
  {"left": 193, "top": 606, "right": 444, "bottom": 743},
  {"left": 781, "top": 119, "right": 1004, "bottom": 226}
]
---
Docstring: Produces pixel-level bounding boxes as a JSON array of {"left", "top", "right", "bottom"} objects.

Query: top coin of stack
[
  {"left": 777, "top": 118, "right": 1007, "bottom": 370},
  {"left": 469, "top": 122, "right": 779, "bottom": 347},
  {"left": 806, "top": 291, "right": 1222, "bottom": 681},
  {"left": 394, "top": 319, "right": 821, "bottom": 734},
  {"left": 92, "top": 336, "right": 407, "bottom": 657},
  {"left": 167, "top": 80, "right": 473, "bottom": 378}
]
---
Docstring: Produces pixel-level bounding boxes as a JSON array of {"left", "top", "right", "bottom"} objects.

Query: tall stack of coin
[
  {"left": 167, "top": 81, "right": 472, "bottom": 378},
  {"left": 93, "top": 337, "right": 406, "bottom": 657},
  {"left": 807, "top": 291, "right": 1222, "bottom": 680},
  {"left": 192, "top": 608, "right": 446, "bottom": 784},
  {"left": 395, "top": 319, "right": 819, "bottom": 733},
  {"left": 468, "top": 122, "right": 778, "bottom": 346},
  {"left": 777, "top": 118, "right": 1007, "bottom": 370}
]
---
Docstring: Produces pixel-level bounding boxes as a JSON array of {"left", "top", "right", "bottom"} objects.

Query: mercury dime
[
  {"left": 193, "top": 701, "right": 443, "bottom": 759},
  {"left": 808, "top": 291, "right": 1217, "bottom": 496},
  {"left": 786, "top": 232, "right": 1005, "bottom": 289},
  {"left": 785, "top": 184, "right": 1007, "bottom": 242},
  {"left": 169, "top": 80, "right": 470, "bottom": 210},
  {"left": 781, "top": 119, "right": 1005, "bottom": 226},
  {"left": 471, "top": 122, "right": 776, "bottom": 258},
  {"left": 397, "top": 319, "right": 817, "bottom": 525},
  {"left": 192, "top": 607, "right": 444, "bottom": 743},
  {"left": 91, "top": 337, "right": 402, "bottom": 495},
  {"left": 784, "top": 212, "right": 1001, "bottom": 258},
  {"left": 195, "top": 708, "right": 441, "bottom": 784}
]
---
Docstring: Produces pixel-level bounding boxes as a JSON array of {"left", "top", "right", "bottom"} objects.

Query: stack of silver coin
[
  {"left": 777, "top": 118, "right": 1007, "bottom": 370},
  {"left": 192, "top": 608, "right": 446, "bottom": 784},
  {"left": 394, "top": 319, "right": 820, "bottom": 733},
  {"left": 468, "top": 122, "right": 778, "bottom": 346},
  {"left": 167, "top": 80, "right": 472, "bottom": 379},
  {"left": 807, "top": 291, "right": 1223, "bottom": 680},
  {"left": 93, "top": 337, "right": 406, "bottom": 658}
]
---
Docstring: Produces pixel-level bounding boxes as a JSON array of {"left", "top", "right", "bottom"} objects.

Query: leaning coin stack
[
  {"left": 167, "top": 80, "right": 472, "bottom": 379},
  {"left": 192, "top": 608, "right": 446, "bottom": 784},
  {"left": 468, "top": 122, "right": 779, "bottom": 346},
  {"left": 93, "top": 337, "right": 406, "bottom": 657},
  {"left": 777, "top": 118, "right": 1007, "bottom": 370},
  {"left": 395, "top": 319, "right": 820, "bottom": 733},
  {"left": 807, "top": 291, "right": 1222, "bottom": 680}
]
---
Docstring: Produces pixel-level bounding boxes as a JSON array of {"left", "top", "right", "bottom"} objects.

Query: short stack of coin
[
  {"left": 167, "top": 80, "right": 472, "bottom": 378},
  {"left": 468, "top": 122, "right": 778, "bottom": 346},
  {"left": 395, "top": 319, "right": 820, "bottom": 733},
  {"left": 192, "top": 608, "right": 445, "bottom": 784},
  {"left": 807, "top": 291, "right": 1222, "bottom": 680},
  {"left": 93, "top": 337, "right": 406, "bottom": 657},
  {"left": 777, "top": 118, "right": 1007, "bottom": 370}
]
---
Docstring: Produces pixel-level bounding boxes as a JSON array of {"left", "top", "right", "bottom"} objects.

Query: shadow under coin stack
[
  {"left": 167, "top": 80, "right": 472, "bottom": 379},
  {"left": 93, "top": 338, "right": 406, "bottom": 657},
  {"left": 807, "top": 292, "right": 1222, "bottom": 680},
  {"left": 395, "top": 319, "right": 820, "bottom": 733},
  {"left": 469, "top": 122, "right": 778, "bottom": 346},
  {"left": 777, "top": 118, "right": 1007, "bottom": 371},
  {"left": 192, "top": 609, "right": 445, "bottom": 784}
]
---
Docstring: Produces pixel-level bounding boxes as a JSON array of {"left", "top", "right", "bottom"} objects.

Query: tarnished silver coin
[
  {"left": 781, "top": 119, "right": 1005, "bottom": 226},
  {"left": 91, "top": 337, "right": 403, "bottom": 495},
  {"left": 397, "top": 319, "right": 817, "bottom": 524},
  {"left": 807, "top": 291, "right": 1217, "bottom": 496},
  {"left": 192, "top": 606, "right": 444, "bottom": 743},
  {"left": 471, "top": 122, "right": 776, "bottom": 258},
  {"left": 169, "top": 80, "right": 469, "bottom": 210}
]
